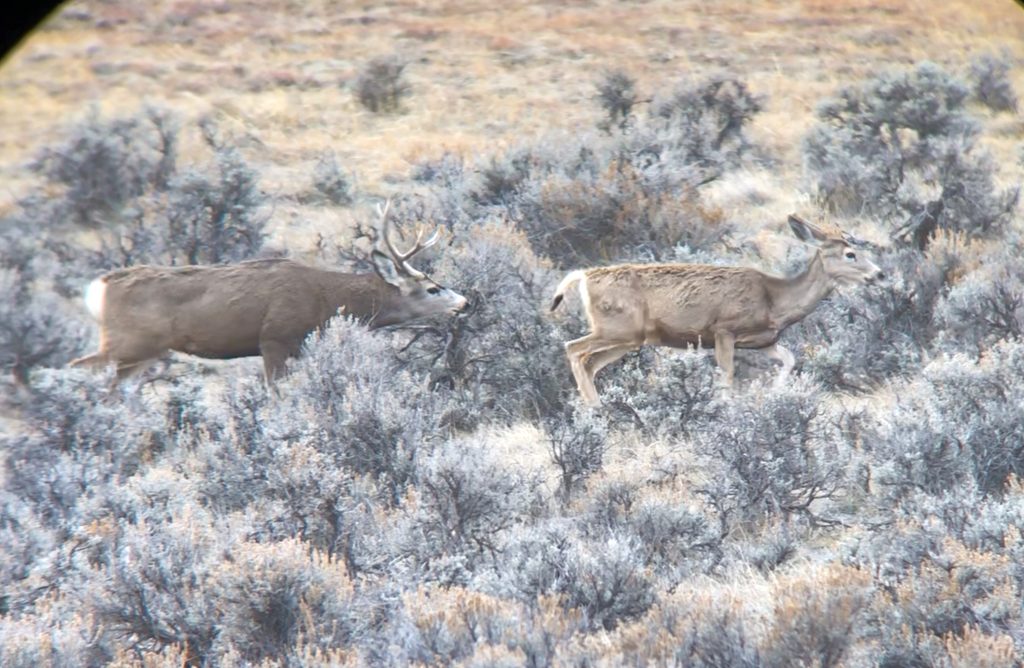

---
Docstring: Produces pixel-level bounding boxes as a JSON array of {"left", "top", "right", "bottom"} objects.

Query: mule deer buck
[
  {"left": 71, "top": 200, "right": 468, "bottom": 385},
  {"left": 550, "top": 215, "right": 884, "bottom": 405}
]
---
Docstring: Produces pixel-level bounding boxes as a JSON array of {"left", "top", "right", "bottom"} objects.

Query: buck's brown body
[
  {"left": 93, "top": 259, "right": 422, "bottom": 361},
  {"left": 72, "top": 201, "right": 467, "bottom": 384},
  {"left": 551, "top": 216, "right": 884, "bottom": 405}
]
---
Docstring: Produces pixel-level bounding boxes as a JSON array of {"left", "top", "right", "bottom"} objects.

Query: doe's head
[{"left": 788, "top": 214, "right": 885, "bottom": 285}]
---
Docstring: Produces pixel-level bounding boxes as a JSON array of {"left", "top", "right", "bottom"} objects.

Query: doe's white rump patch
[
  {"left": 84, "top": 278, "right": 106, "bottom": 321},
  {"left": 578, "top": 272, "right": 592, "bottom": 316}
]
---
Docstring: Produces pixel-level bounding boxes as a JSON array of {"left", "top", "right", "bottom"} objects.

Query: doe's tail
[{"left": 550, "top": 270, "right": 586, "bottom": 311}]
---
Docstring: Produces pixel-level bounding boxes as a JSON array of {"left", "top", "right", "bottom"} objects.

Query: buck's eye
[
  {"left": 844, "top": 250, "right": 856, "bottom": 260},
  {"left": 427, "top": 286, "right": 441, "bottom": 295}
]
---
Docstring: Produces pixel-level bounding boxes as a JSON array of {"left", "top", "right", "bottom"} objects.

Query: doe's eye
[
  {"left": 427, "top": 286, "right": 441, "bottom": 295},
  {"left": 844, "top": 251, "right": 856, "bottom": 260}
]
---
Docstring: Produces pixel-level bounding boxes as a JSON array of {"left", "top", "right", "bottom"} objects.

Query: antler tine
[
  {"left": 393, "top": 225, "right": 441, "bottom": 265},
  {"left": 407, "top": 226, "right": 427, "bottom": 254},
  {"left": 417, "top": 227, "right": 441, "bottom": 252},
  {"left": 378, "top": 198, "right": 406, "bottom": 265},
  {"left": 377, "top": 197, "right": 441, "bottom": 272},
  {"left": 393, "top": 227, "right": 440, "bottom": 277}
]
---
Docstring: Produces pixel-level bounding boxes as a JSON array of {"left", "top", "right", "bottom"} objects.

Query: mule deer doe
[
  {"left": 71, "top": 200, "right": 468, "bottom": 385},
  {"left": 550, "top": 215, "right": 884, "bottom": 405}
]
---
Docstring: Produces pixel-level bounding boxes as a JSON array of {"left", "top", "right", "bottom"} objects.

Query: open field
[
  {"left": 1, "top": 0, "right": 1024, "bottom": 665},
  {"left": 2, "top": 0, "right": 1023, "bottom": 239}
]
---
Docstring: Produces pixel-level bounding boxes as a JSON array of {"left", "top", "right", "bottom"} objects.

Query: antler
[{"left": 377, "top": 198, "right": 441, "bottom": 274}]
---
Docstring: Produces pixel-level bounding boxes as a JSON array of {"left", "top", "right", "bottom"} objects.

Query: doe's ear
[
  {"left": 787, "top": 214, "right": 829, "bottom": 244},
  {"left": 371, "top": 250, "right": 403, "bottom": 288}
]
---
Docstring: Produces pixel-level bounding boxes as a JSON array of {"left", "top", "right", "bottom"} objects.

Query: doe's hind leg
[
  {"left": 585, "top": 345, "right": 632, "bottom": 378},
  {"left": 565, "top": 335, "right": 633, "bottom": 406}
]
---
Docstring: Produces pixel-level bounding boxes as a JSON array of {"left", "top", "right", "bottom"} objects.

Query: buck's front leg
[
  {"left": 259, "top": 339, "right": 293, "bottom": 390},
  {"left": 714, "top": 331, "right": 736, "bottom": 388}
]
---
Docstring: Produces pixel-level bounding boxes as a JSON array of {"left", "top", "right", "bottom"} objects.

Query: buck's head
[
  {"left": 788, "top": 215, "right": 885, "bottom": 286},
  {"left": 371, "top": 200, "right": 468, "bottom": 321}
]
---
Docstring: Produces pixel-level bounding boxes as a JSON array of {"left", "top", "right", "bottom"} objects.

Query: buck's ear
[
  {"left": 788, "top": 214, "right": 829, "bottom": 244},
  {"left": 371, "top": 250, "right": 403, "bottom": 288}
]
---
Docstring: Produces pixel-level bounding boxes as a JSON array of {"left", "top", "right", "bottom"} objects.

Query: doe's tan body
[{"left": 551, "top": 215, "right": 884, "bottom": 405}]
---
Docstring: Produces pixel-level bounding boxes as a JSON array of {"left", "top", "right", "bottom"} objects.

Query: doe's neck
[{"left": 767, "top": 251, "right": 835, "bottom": 329}]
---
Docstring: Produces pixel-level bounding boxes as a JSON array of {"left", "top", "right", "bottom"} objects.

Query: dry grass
[{"left": 1, "top": 0, "right": 1021, "bottom": 234}]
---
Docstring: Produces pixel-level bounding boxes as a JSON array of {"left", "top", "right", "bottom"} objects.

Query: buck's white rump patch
[{"left": 84, "top": 278, "right": 106, "bottom": 321}]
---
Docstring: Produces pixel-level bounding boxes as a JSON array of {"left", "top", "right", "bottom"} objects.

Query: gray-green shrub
[{"left": 804, "top": 62, "right": 1018, "bottom": 246}]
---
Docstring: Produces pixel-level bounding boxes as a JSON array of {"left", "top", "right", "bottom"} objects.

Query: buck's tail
[{"left": 550, "top": 270, "right": 587, "bottom": 311}]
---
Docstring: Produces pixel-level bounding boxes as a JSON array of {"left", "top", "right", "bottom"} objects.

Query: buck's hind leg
[
  {"left": 117, "top": 358, "right": 160, "bottom": 378},
  {"left": 112, "top": 360, "right": 157, "bottom": 388},
  {"left": 70, "top": 351, "right": 110, "bottom": 370}
]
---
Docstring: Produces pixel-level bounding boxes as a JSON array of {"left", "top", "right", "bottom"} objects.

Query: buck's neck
[
  {"left": 766, "top": 251, "right": 834, "bottom": 329},
  {"left": 313, "top": 269, "right": 402, "bottom": 326}
]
